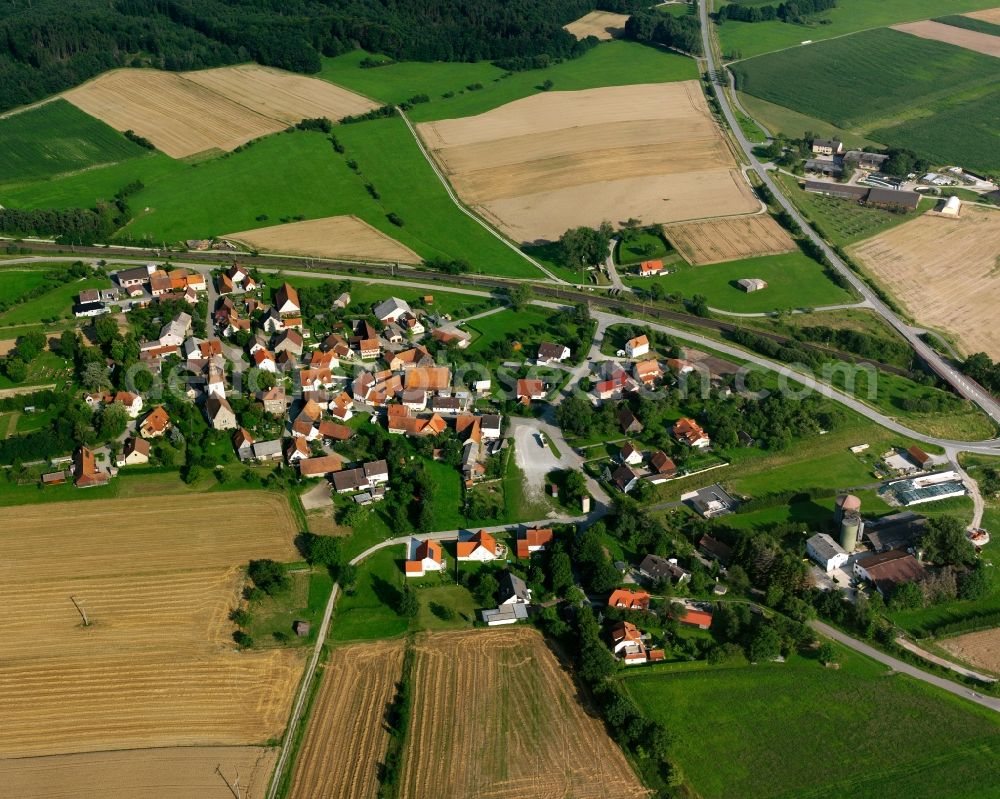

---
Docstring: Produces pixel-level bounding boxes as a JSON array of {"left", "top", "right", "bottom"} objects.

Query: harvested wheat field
[
  {"left": 417, "top": 82, "right": 758, "bottom": 242},
  {"left": 848, "top": 206, "right": 1000, "bottom": 358},
  {"left": 893, "top": 20, "right": 1000, "bottom": 58},
  {"left": 965, "top": 7, "right": 1000, "bottom": 24},
  {"left": 665, "top": 213, "right": 796, "bottom": 264},
  {"left": 564, "top": 10, "right": 631, "bottom": 40},
  {"left": 938, "top": 628, "right": 1000, "bottom": 675},
  {"left": 226, "top": 215, "right": 420, "bottom": 264},
  {"left": 6, "top": 746, "right": 277, "bottom": 799},
  {"left": 64, "top": 66, "right": 377, "bottom": 157},
  {"left": 400, "top": 628, "right": 647, "bottom": 799},
  {"left": 0, "top": 493, "right": 304, "bottom": 760},
  {"left": 288, "top": 640, "right": 408, "bottom": 799}
]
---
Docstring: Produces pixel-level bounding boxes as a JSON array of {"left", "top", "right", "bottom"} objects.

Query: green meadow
[
  {"left": 320, "top": 41, "right": 699, "bottom": 122},
  {"left": 624, "top": 649, "right": 1000, "bottom": 799},
  {"left": 630, "top": 250, "right": 856, "bottom": 312},
  {"left": 0, "top": 99, "right": 148, "bottom": 185},
  {"left": 717, "top": 0, "right": 1000, "bottom": 59}
]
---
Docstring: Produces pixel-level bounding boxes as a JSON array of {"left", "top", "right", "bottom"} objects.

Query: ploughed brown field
[
  {"left": 63, "top": 65, "right": 378, "bottom": 158},
  {"left": 965, "top": 7, "right": 1000, "bottom": 24},
  {"left": 287, "top": 640, "right": 409, "bottom": 799},
  {"left": 892, "top": 20, "right": 1000, "bottom": 58},
  {"left": 563, "top": 10, "right": 631, "bottom": 40},
  {"left": 6, "top": 746, "right": 277, "bottom": 799},
  {"left": 400, "top": 628, "right": 648, "bottom": 799},
  {"left": 226, "top": 215, "right": 421, "bottom": 264},
  {"left": 0, "top": 493, "right": 304, "bottom": 762},
  {"left": 847, "top": 206, "right": 1000, "bottom": 358},
  {"left": 939, "top": 628, "right": 1000, "bottom": 675},
  {"left": 665, "top": 213, "right": 796, "bottom": 265},
  {"left": 417, "top": 82, "right": 759, "bottom": 242}
]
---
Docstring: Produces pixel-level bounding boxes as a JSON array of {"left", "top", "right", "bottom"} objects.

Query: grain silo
[{"left": 840, "top": 510, "right": 863, "bottom": 553}]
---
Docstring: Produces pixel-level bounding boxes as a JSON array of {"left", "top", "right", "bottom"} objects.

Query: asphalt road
[{"left": 697, "top": 0, "right": 1000, "bottom": 426}]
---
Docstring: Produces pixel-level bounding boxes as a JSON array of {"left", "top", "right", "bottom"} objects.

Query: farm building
[
  {"left": 940, "top": 196, "right": 962, "bottom": 217},
  {"left": 804, "top": 159, "right": 843, "bottom": 177},
  {"left": 806, "top": 533, "right": 849, "bottom": 573},
  {"left": 804, "top": 181, "right": 869, "bottom": 201},
  {"left": 865, "top": 187, "right": 921, "bottom": 212},
  {"left": 853, "top": 549, "right": 926, "bottom": 597},
  {"left": 737, "top": 278, "right": 768, "bottom": 292},
  {"left": 811, "top": 138, "right": 843, "bottom": 156},
  {"left": 881, "top": 471, "right": 967, "bottom": 507}
]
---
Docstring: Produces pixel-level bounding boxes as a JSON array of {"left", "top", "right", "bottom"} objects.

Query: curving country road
[{"left": 697, "top": 0, "right": 1000, "bottom": 426}]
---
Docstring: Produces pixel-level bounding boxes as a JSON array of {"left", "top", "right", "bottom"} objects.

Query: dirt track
[
  {"left": 848, "top": 206, "right": 1000, "bottom": 358},
  {"left": 418, "top": 82, "right": 758, "bottom": 242},
  {"left": 226, "top": 215, "right": 420, "bottom": 264}
]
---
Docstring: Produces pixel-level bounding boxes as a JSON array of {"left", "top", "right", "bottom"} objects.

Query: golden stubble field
[
  {"left": 847, "top": 206, "right": 1000, "bottom": 358},
  {"left": 966, "top": 7, "right": 1000, "bottom": 24},
  {"left": 563, "top": 10, "right": 631, "bottom": 40},
  {"left": 0, "top": 493, "right": 304, "bottom": 763},
  {"left": 6, "top": 746, "right": 277, "bottom": 799},
  {"left": 63, "top": 65, "right": 378, "bottom": 157},
  {"left": 939, "top": 628, "right": 1000, "bottom": 675},
  {"left": 665, "top": 213, "right": 796, "bottom": 264},
  {"left": 892, "top": 20, "right": 1000, "bottom": 58},
  {"left": 226, "top": 215, "right": 421, "bottom": 264},
  {"left": 417, "top": 82, "right": 759, "bottom": 242},
  {"left": 401, "top": 628, "right": 647, "bottom": 799},
  {"left": 288, "top": 639, "right": 408, "bottom": 799}
]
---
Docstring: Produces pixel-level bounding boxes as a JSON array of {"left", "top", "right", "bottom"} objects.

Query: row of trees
[
  {"left": 624, "top": 10, "right": 702, "bottom": 55},
  {"left": 716, "top": 0, "right": 836, "bottom": 24}
]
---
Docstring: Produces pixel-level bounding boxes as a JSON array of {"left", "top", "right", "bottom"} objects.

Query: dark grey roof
[
  {"left": 639, "top": 554, "right": 689, "bottom": 582},
  {"left": 807, "top": 533, "right": 846, "bottom": 562},
  {"left": 865, "top": 187, "right": 920, "bottom": 209},
  {"left": 497, "top": 572, "right": 530, "bottom": 604}
]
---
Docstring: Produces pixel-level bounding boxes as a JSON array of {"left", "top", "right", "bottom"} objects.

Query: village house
[
  {"left": 516, "top": 378, "right": 546, "bottom": 402},
  {"left": 252, "top": 439, "right": 283, "bottom": 461},
  {"left": 432, "top": 328, "right": 471, "bottom": 348},
  {"left": 373, "top": 297, "right": 413, "bottom": 325},
  {"left": 516, "top": 527, "right": 554, "bottom": 558},
  {"left": 273, "top": 329, "right": 304, "bottom": 359},
  {"left": 233, "top": 427, "right": 255, "bottom": 460},
  {"left": 608, "top": 589, "right": 651, "bottom": 611},
  {"left": 111, "top": 391, "right": 143, "bottom": 418},
  {"left": 299, "top": 454, "right": 344, "bottom": 478},
  {"left": 481, "top": 414, "right": 502, "bottom": 440},
  {"left": 619, "top": 442, "right": 643, "bottom": 466},
  {"left": 139, "top": 406, "right": 171, "bottom": 438},
  {"left": 389, "top": 345, "right": 433, "bottom": 371},
  {"left": 285, "top": 437, "right": 310, "bottom": 463},
  {"left": 318, "top": 420, "right": 352, "bottom": 441},
  {"left": 252, "top": 348, "right": 277, "bottom": 372},
  {"left": 117, "top": 436, "right": 150, "bottom": 467},
  {"left": 611, "top": 463, "right": 640, "bottom": 493},
  {"left": 73, "top": 446, "right": 109, "bottom": 488},
  {"left": 647, "top": 450, "right": 677, "bottom": 482},
  {"left": 456, "top": 530, "right": 500, "bottom": 561},
  {"left": 536, "top": 342, "right": 570, "bottom": 365},
  {"left": 639, "top": 554, "right": 690, "bottom": 586},
  {"left": 481, "top": 572, "right": 532, "bottom": 626},
  {"left": 405, "top": 539, "right": 445, "bottom": 577},
  {"left": 259, "top": 386, "right": 287, "bottom": 416},
  {"left": 275, "top": 283, "right": 301, "bottom": 316},
  {"left": 672, "top": 417, "right": 710, "bottom": 448},
  {"left": 634, "top": 359, "right": 662, "bottom": 386},
  {"left": 811, "top": 137, "right": 843, "bottom": 156},
  {"left": 333, "top": 292, "right": 351, "bottom": 309},
  {"left": 639, "top": 259, "right": 663, "bottom": 277},
  {"left": 404, "top": 366, "right": 452, "bottom": 393},
  {"left": 625, "top": 334, "right": 650, "bottom": 359},
  {"left": 680, "top": 607, "right": 713, "bottom": 629},
  {"left": 431, "top": 395, "right": 464, "bottom": 415},
  {"left": 609, "top": 620, "right": 647, "bottom": 664},
  {"left": 158, "top": 312, "right": 192, "bottom": 347},
  {"left": 619, "top": 408, "right": 644, "bottom": 434},
  {"left": 204, "top": 396, "right": 238, "bottom": 430},
  {"left": 853, "top": 549, "right": 926, "bottom": 597},
  {"left": 698, "top": 533, "right": 733, "bottom": 565},
  {"left": 116, "top": 264, "right": 154, "bottom": 289},
  {"left": 360, "top": 338, "right": 382, "bottom": 360},
  {"left": 594, "top": 368, "right": 629, "bottom": 401}
]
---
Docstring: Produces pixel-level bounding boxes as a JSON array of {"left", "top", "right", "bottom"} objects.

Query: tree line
[
  {"left": 0, "top": 0, "right": 635, "bottom": 112},
  {"left": 716, "top": 0, "right": 836, "bottom": 24}
]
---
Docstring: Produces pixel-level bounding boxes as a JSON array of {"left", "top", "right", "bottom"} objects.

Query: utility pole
[
  {"left": 70, "top": 596, "right": 90, "bottom": 627},
  {"left": 216, "top": 765, "right": 242, "bottom": 799}
]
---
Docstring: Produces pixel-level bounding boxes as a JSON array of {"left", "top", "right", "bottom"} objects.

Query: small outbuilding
[{"left": 737, "top": 278, "right": 767, "bottom": 293}]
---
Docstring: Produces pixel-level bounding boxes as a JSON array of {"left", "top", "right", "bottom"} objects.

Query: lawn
[
  {"left": 0, "top": 276, "right": 109, "bottom": 328},
  {"left": 465, "top": 306, "right": 551, "bottom": 357},
  {"left": 287, "top": 275, "right": 496, "bottom": 319},
  {"left": 0, "top": 348, "right": 73, "bottom": 391},
  {"left": 628, "top": 251, "right": 856, "bottom": 312},
  {"left": 773, "top": 172, "right": 920, "bottom": 247},
  {"left": 0, "top": 268, "right": 57, "bottom": 307},
  {"left": 113, "top": 122, "right": 540, "bottom": 277},
  {"left": 716, "top": 0, "right": 1000, "bottom": 59},
  {"left": 320, "top": 41, "right": 699, "bottom": 123},
  {"left": 623, "top": 648, "right": 1000, "bottom": 799},
  {"left": 246, "top": 568, "right": 334, "bottom": 648},
  {"left": 615, "top": 230, "right": 675, "bottom": 266},
  {"left": 0, "top": 99, "right": 149, "bottom": 186},
  {"left": 329, "top": 545, "right": 410, "bottom": 641},
  {"left": 731, "top": 28, "right": 1000, "bottom": 131}
]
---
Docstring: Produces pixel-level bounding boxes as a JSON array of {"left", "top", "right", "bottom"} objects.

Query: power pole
[
  {"left": 216, "top": 765, "right": 242, "bottom": 799},
  {"left": 70, "top": 596, "right": 90, "bottom": 627}
]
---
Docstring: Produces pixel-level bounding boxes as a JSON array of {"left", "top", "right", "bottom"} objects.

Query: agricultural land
[
  {"left": 624, "top": 648, "right": 1000, "bottom": 799},
  {"left": 287, "top": 640, "right": 408, "bottom": 799},
  {"left": 224, "top": 215, "right": 421, "bottom": 264},
  {"left": 892, "top": 19, "right": 1000, "bottom": 57},
  {"left": 563, "top": 10, "right": 631, "bottom": 40},
  {"left": 664, "top": 213, "right": 796, "bottom": 264},
  {"left": 847, "top": 206, "right": 1000, "bottom": 358},
  {"left": 399, "top": 628, "right": 647, "bottom": 799},
  {"left": 967, "top": 7, "right": 1000, "bottom": 23},
  {"left": 417, "top": 82, "right": 759, "bottom": 242},
  {"left": 939, "top": 628, "right": 1000, "bottom": 675},
  {"left": 6, "top": 746, "right": 277, "bottom": 799},
  {"left": 63, "top": 66, "right": 378, "bottom": 158},
  {"left": 0, "top": 494, "right": 303, "bottom": 759}
]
